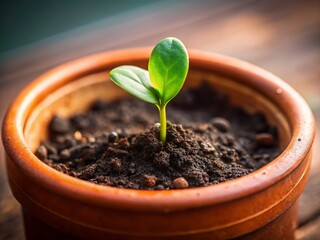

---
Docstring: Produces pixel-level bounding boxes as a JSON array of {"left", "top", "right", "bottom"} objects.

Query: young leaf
[
  {"left": 109, "top": 65, "right": 159, "bottom": 105},
  {"left": 109, "top": 37, "right": 189, "bottom": 143},
  {"left": 148, "top": 37, "right": 189, "bottom": 106}
]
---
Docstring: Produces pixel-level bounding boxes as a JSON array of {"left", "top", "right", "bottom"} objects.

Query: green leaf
[
  {"left": 109, "top": 65, "right": 159, "bottom": 105},
  {"left": 148, "top": 37, "right": 189, "bottom": 106},
  {"left": 109, "top": 37, "right": 189, "bottom": 143}
]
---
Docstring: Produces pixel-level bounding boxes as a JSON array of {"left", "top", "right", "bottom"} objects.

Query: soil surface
[{"left": 35, "top": 83, "right": 280, "bottom": 190}]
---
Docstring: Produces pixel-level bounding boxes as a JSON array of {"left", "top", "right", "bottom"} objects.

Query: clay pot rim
[{"left": 2, "top": 48, "right": 315, "bottom": 212}]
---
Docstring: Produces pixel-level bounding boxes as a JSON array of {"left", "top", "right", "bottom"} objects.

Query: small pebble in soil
[
  {"left": 35, "top": 145, "right": 47, "bottom": 160},
  {"left": 196, "top": 123, "right": 210, "bottom": 133},
  {"left": 142, "top": 175, "right": 157, "bottom": 187},
  {"left": 210, "top": 117, "right": 231, "bottom": 132},
  {"left": 49, "top": 116, "right": 70, "bottom": 134},
  {"left": 173, "top": 177, "right": 189, "bottom": 189},
  {"left": 200, "top": 141, "right": 216, "bottom": 153},
  {"left": 255, "top": 133, "right": 274, "bottom": 146},
  {"left": 155, "top": 185, "right": 165, "bottom": 190},
  {"left": 43, "top": 142, "right": 57, "bottom": 155},
  {"left": 86, "top": 134, "right": 96, "bottom": 143},
  {"left": 108, "top": 131, "right": 119, "bottom": 143},
  {"left": 74, "top": 131, "right": 83, "bottom": 141},
  {"left": 63, "top": 137, "right": 76, "bottom": 148},
  {"left": 60, "top": 149, "right": 71, "bottom": 160}
]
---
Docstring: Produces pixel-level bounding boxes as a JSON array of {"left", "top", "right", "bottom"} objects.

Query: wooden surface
[{"left": 0, "top": 0, "right": 319, "bottom": 239}]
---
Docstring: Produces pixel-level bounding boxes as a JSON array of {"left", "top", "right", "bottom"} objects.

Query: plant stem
[{"left": 159, "top": 105, "right": 167, "bottom": 143}]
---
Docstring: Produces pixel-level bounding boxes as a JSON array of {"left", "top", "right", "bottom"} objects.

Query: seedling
[{"left": 109, "top": 37, "right": 189, "bottom": 143}]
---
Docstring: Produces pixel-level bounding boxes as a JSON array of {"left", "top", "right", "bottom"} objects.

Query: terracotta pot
[{"left": 2, "top": 48, "right": 315, "bottom": 240}]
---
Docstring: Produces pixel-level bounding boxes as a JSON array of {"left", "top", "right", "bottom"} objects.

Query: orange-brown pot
[{"left": 2, "top": 48, "right": 316, "bottom": 240}]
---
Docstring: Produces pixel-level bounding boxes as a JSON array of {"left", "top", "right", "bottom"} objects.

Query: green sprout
[{"left": 109, "top": 37, "right": 189, "bottom": 143}]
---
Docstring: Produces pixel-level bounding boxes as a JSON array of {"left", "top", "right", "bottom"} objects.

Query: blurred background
[{"left": 0, "top": 0, "right": 319, "bottom": 239}]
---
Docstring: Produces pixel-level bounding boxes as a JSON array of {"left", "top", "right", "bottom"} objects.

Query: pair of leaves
[{"left": 109, "top": 37, "right": 189, "bottom": 108}]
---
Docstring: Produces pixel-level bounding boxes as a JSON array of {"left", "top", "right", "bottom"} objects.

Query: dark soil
[{"left": 35, "top": 83, "right": 280, "bottom": 190}]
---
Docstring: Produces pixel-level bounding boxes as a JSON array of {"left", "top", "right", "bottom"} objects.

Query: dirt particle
[
  {"left": 86, "top": 134, "right": 96, "bottom": 143},
  {"left": 118, "top": 138, "right": 130, "bottom": 148},
  {"left": 35, "top": 145, "right": 47, "bottom": 160},
  {"left": 153, "top": 151, "right": 170, "bottom": 169},
  {"left": 255, "top": 133, "right": 274, "bottom": 146},
  {"left": 213, "top": 159, "right": 224, "bottom": 169},
  {"left": 53, "top": 135, "right": 65, "bottom": 144},
  {"left": 211, "top": 118, "right": 230, "bottom": 132},
  {"left": 48, "top": 154, "right": 60, "bottom": 162},
  {"left": 49, "top": 116, "right": 70, "bottom": 134},
  {"left": 64, "top": 137, "right": 77, "bottom": 148},
  {"left": 69, "top": 171, "right": 77, "bottom": 177},
  {"left": 173, "top": 177, "right": 189, "bottom": 189},
  {"left": 110, "top": 158, "right": 122, "bottom": 172},
  {"left": 78, "top": 164, "right": 97, "bottom": 180},
  {"left": 52, "top": 163, "right": 69, "bottom": 174},
  {"left": 70, "top": 145, "right": 92, "bottom": 158},
  {"left": 71, "top": 114, "right": 91, "bottom": 129},
  {"left": 200, "top": 141, "right": 216, "bottom": 153},
  {"left": 60, "top": 149, "right": 71, "bottom": 160},
  {"left": 43, "top": 142, "right": 57, "bottom": 155},
  {"left": 142, "top": 175, "right": 157, "bottom": 187},
  {"left": 108, "top": 131, "right": 119, "bottom": 142},
  {"left": 155, "top": 185, "right": 165, "bottom": 190},
  {"left": 74, "top": 131, "right": 83, "bottom": 141},
  {"left": 196, "top": 123, "right": 210, "bottom": 133}
]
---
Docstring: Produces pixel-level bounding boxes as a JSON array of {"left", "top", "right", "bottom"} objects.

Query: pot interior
[{"left": 24, "top": 65, "right": 291, "bottom": 156}]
